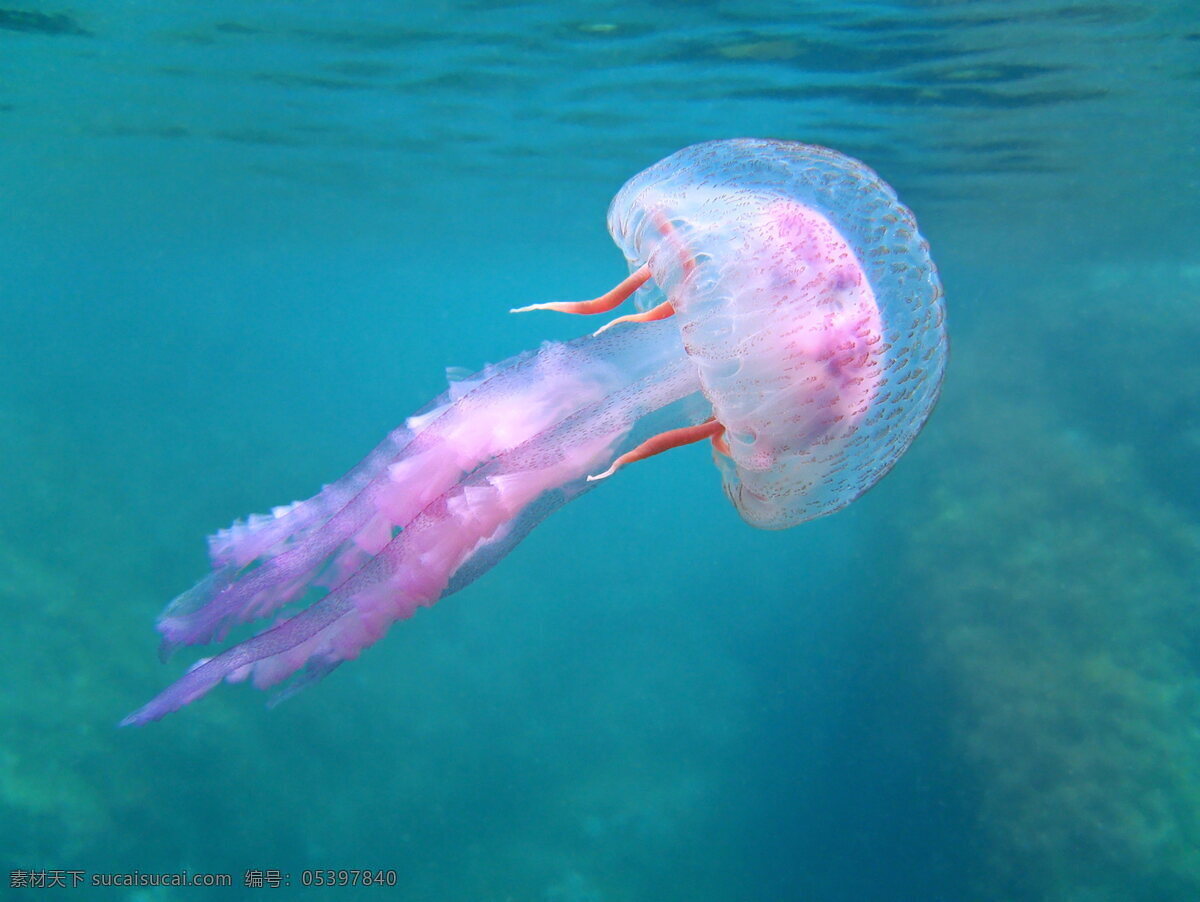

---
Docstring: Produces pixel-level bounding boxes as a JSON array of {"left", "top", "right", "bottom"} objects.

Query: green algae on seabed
[
  {"left": 0, "top": 539, "right": 115, "bottom": 859},
  {"left": 0, "top": 405, "right": 252, "bottom": 869},
  {"left": 895, "top": 263, "right": 1200, "bottom": 902}
]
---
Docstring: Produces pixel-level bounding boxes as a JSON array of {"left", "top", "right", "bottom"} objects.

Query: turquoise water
[{"left": 1, "top": 2, "right": 1197, "bottom": 899}]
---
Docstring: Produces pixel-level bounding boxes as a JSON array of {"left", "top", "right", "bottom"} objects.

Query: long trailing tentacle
[
  {"left": 124, "top": 321, "right": 705, "bottom": 725},
  {"left": 155, "top": 344, "right": 602, "bottom": 655}
]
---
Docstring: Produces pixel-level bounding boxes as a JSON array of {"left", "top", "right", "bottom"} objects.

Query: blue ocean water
[{"left": 1, "top": 2, "right": 1196, "bottom": 900}]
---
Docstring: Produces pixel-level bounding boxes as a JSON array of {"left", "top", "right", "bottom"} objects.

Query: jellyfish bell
[
  {"left": 123, "top": 138, "right": 946, "bottom": 725},
  {"left": 593, "top": 139, "right": 944, "bottom": 528}
]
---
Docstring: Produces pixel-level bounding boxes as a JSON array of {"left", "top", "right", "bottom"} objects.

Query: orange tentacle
[
  {"left": 652, "top": 210, "right": 696, "bottom": 279},
  {"left": 711, "top": 428, "right": 732, "bottom": 457},
  {"left": 511, "top": 264, "right": 651, "bottom": 316},
  {"left": 593, "top": 299, "right": 676, "bottom": 336},
  {"left": 588, "top": 418, "right": 726, "bottom": 482}
]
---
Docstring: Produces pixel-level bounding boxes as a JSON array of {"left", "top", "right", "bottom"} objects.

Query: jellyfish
[{"left": 121, "top": 138, "right": 947, "bottom": 726}]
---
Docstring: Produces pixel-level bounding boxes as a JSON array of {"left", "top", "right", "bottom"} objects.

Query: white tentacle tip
[{"left": 586, "top": 465, "right": 617, "bottom": 483}]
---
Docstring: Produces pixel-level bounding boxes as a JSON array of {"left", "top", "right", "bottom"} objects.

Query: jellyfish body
[
  {"left": 607, "top": 140, "right": 943, "bottom": 527},
  {"left": 122, "top": 139, "right": 946, "bottom": 726}
]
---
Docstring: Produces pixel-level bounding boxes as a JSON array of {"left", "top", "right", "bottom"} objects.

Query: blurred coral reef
[{"left": 897, "top": 262, "right": 1200, "bottom": 900}]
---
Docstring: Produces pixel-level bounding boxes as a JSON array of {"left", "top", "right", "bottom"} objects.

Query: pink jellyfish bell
[
  {"left": 123, "top": 139, "right": 946, "bottom": 725},
  {"left": 599, "top": 139, "right": 944, "bottom": 526}
]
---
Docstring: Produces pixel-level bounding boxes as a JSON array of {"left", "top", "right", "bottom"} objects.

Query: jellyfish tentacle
[
  {"left": 123, "top": 321, "right": 705, "bottom": 725},
  {"left": 711, "top": 427, "right": 732, "bottom": 457},
  {"left": 594, "top": 300, "right": 676, "bottom": 336},
  {"left": 652, "top": 210, "right": 697, "bottom": 279},
  {"left": 156, "top": 344, "right": 580, "bottom": 654},
  {"left": 510, "top": 264, "right": 651, "bottom": 315},
  {"left": 588, "top": 417, "right": 724, "bottom": 481}
]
